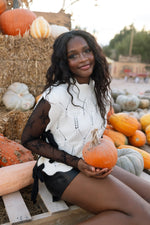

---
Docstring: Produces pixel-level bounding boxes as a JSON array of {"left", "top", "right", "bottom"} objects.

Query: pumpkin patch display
[
  {"left": 0, "top": 161, "right": 36, "bottom": 196},
  {"left": 2, "top": 82, "right": 35, "bottom": 111},
  {"left": 128, "top": 130, "right": 146, "bottom": 147},
  {"left": 145, "top": 124, "right": 150, "bottom": 145},
  {"left": 0, "top": 8, "right": 36, "bottom": 36},
  {"left": 30, "top": 16, "right": 51, "bottom": 38},
  {"left": 82, "top": 129, "right": 118, "bottom": 169},
  {"left": 103, "top": 128, "right": 128, "bottom": 147},
  {"left": 108, "top": 113, "right": 139, "bottom": 136},
  {"left": 0, "top": 0, "right": 6, "bottom": 15},
  {"left": 116, "top": 148, "right": 144, "bottom": 176},
  {"left": 140, "top": 113, "right": 150, "bottom": 131},
  {"left": 118, "top": 144, "right": 150, "bottom": 169},
  {"left": 0, "top": 134, "right": 34, "bottom": 167}
]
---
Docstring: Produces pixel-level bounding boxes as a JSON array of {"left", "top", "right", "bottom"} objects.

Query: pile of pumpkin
[
  {"left": 104, "top": 110, "right": 150, "bottom": 173},
  {"left": 0, "top": 0, "right": 69, "bottom": 38},
  {"left": 1, "top": 111, "right": 150, "bottom": 197},
  {"left": 111, "top": 88, "right": 150, "bottom": 118}
]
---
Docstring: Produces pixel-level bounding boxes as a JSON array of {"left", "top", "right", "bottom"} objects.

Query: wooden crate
[{"left": 1, "top": 171, "right": 150, "bottom": 225}]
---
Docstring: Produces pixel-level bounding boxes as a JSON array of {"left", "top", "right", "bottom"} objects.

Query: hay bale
[
  {"left": 0, "top": 107, "right": 9, "bottom": 134},
  {"left": 0, "top": 88, "right": 6, "bottom": 106},
  {"left": 4, "top": 110, "right": 32, "bottom": 140},
  {"left": 0, "top": 106, "right": 32, "bottom": 140},
  {"left": 0, "top": 35, "right": 54, "bottom": 96}
]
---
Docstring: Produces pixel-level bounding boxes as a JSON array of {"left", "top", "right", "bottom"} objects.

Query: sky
[{"left": 30, "top": 0, "right": 150, "bottom": 46}]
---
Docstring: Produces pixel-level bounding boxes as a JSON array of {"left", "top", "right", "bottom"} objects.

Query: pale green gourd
[
  {"left": 116, "top": 148, "right": 144, "bottom": 176},
  {"left": 116, "top": 94, "right": 140, "bottom": 111}
]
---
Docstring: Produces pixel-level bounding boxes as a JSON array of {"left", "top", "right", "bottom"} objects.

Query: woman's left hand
[
  {"left": 92, "top": 167, "right": 113, "bottom": 179},
  {"left": 78, "top": 159, "right": 112, "bottom": 178}
]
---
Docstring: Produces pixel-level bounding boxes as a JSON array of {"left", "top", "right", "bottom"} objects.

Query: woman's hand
[{"left": 78, "top": 159, "right": 112, "bottom": 179}]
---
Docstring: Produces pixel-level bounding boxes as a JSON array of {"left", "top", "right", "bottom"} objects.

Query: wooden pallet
[
  {"left": 1, "top": 171, "right": 150, "bottom": 225},
  {"left": 1, "top": 181, "right": 93, "bottom": 225}
]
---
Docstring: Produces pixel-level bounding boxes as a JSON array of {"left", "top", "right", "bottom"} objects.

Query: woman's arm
[{"left": 21, "top": 98, "right": 80, "bottom": 169}]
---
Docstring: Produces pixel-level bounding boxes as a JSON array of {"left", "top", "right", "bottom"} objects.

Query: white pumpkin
[
  {"left": 116, "top": 148, "right": 144, "bottom": 176},
  {"left": 2, "top": 82, "right": 35, "bottom": 111},
  {"left": 30, "top": 16, "right": 51, "bottom": 38},
  {"left": 50, "top": 24, "right": 69, "bottom": 39},
  {"left": 116, "top": 94, "right": 140, "bottom": 111}
]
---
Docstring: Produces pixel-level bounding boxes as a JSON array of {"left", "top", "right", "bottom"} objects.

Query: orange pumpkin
[
  {"left": 145, "top": 124, "right": 150, "bottom": 144},
  {"left": 118, "top": 144, "right": 150, "bottom": 169},
  {"left": 105, "top": 124, "right": 114, "bottom": 130},
  {"left": 35, "top": 94, "right": 42, "bottom": 103},
  {"left": 0, "top": 0, "right": 6, "bottom": 15},
  {"left": 0, "top": 161, "right": 36, "bottom": 196},
  {"left": 137, "top": 120, "right": 142, "bottom": 130},
  {"left": 109, "top": 113, "right": 139, "bottom": 136},
  {"left": 140, "top": 113, "right": 150, "bottom": 131},
  {"left": 103, "top": 134, "right": 114, "bottom": 144},
  {"left": 0, "top": 134, "right": 34, "bottom": 167},
  {"left": 0, "top": 8, "right": 36, "bottom": 36},
  {"left": 129, "top": 130, "right": 146, "bottom": 147},
  {"left": 103, "top": 128, "right": 128, "bottom": 147},
  {"left": 82, "top": 129, "right": 118, "bottom": 169},
  {"left": 107, "top": 106, "right": 114, "bottom": 122}
]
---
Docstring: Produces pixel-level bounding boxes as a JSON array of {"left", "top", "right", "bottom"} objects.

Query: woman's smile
[{"left": 79, "top": 64, "right": 90, "bottom": 71}]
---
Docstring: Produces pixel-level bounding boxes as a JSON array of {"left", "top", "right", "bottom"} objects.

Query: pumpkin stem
[{"left": 91, "top": 129, "right": 100, "bottom": 146}]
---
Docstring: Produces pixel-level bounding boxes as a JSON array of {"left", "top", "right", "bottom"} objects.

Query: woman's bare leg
[
  {"left": 61, "top": 172, "right": 150, "bottom": 225},
  {"left": 111, "top": 166, "right": 150, "bottom": 203}
]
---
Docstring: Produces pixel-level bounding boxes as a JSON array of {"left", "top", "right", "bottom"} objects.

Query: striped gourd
[{"left": 30, "top": 16, "right": 51, "bottom": 38}]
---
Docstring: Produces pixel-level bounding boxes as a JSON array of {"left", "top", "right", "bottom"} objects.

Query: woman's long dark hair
[{"left": 44, "top": 30, "right": 112, "bottom": 123}]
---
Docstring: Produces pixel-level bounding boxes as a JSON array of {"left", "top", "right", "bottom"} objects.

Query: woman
[{"left": 21, "top": 30, "right": 150, "bottom": 225}]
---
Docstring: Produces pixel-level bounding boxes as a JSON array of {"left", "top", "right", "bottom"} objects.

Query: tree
[{"left": 102, "top": 25, "right": 150, "bottom": 63}]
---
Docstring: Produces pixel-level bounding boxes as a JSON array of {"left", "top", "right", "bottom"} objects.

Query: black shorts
[{"left": 42, "top": 169, "right": 80, "bottom": 201}]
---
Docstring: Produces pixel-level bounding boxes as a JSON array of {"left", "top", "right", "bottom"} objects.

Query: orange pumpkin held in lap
[{"left": 82, "top": 129, "right": 118, "bottom": 169}]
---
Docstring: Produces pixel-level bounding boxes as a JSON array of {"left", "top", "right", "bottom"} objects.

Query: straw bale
[
  {"left": 0, "top": 35, "right": 54, "bottom": 60},
  {"left": 0, "top": 35, "right": 16, "bottom": 60},
  {"left": 29, "top": 85, "right": 44, "bottom": 97},
  {"left": 0, "top": 107, "right": 9, "bottom": 134},
  {"left": 0, "top": 88, "right": 6, "bottom": 106},
  {"left": 12, "top": 35, "right": 54, "bottom": 61},
  {"left": 0, "top": 34, "right": 54, "bottom": 96},
  {"left": 0, "top": 60, "right": 14, "bottom": 86},
  {"left": 2, "top": 109, "right": 32, "bottom": 140}
]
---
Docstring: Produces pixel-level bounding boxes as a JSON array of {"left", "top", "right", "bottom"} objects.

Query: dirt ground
[
  {"left": 1, "top": 77, "right": 150, "bottom": 224},
  {"left": 110, "top": 77, "right": 150, "bottom": 95}
]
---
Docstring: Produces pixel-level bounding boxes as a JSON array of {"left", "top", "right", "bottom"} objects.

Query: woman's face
[{"left": 67, "top": 36, "right": 95, "bottom": 84}]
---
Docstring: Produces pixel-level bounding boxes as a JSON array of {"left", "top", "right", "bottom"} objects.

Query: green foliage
[{"left": 103, "top": 25, "right": 150, "bottom": 63}]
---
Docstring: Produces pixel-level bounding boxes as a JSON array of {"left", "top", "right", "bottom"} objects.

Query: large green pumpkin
[
  {"left": 116, "top": 148, "right": 144, "bottom": 176},
  {"left": 116, "top": 94, "right": 140, "bottom": 111}
]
